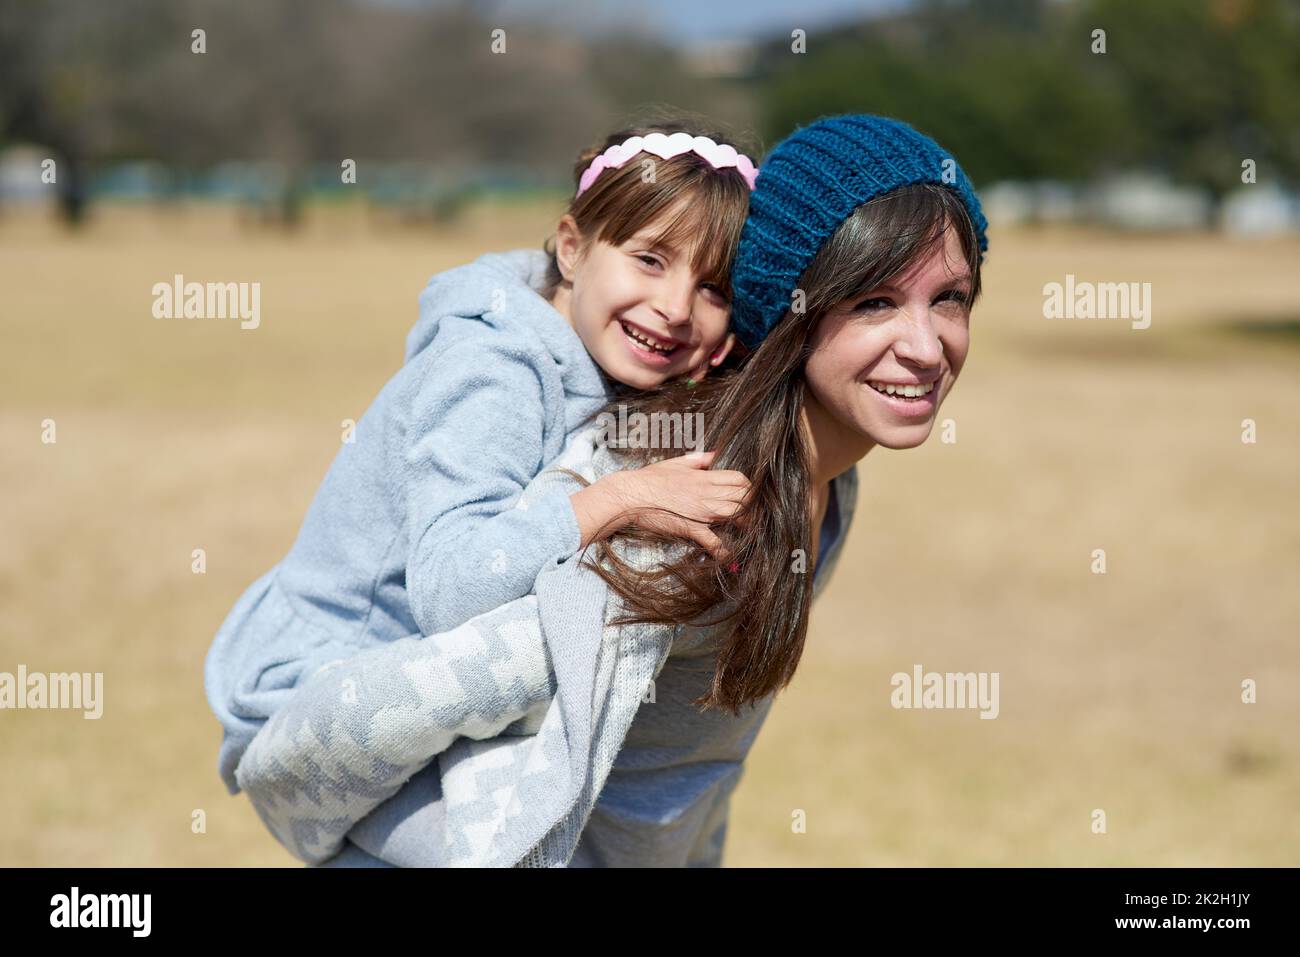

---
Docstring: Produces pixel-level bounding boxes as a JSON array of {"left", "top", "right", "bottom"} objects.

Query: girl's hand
[{"left": 571, "top": 451, "right": 750, "bottom": 558}]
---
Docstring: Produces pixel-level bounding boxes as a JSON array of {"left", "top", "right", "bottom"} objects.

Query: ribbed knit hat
[{"left": 731, "top": 114, "right": 988, "bottom": 351}]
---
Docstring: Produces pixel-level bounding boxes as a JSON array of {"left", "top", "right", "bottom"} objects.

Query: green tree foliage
[{"left": 757, "top": 0, "right": 1299, "bottom": 192}]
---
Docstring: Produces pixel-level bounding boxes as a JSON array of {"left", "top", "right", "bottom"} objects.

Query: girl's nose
[{"left": 655, "top": 272, "right": 696, "bottom": 326}]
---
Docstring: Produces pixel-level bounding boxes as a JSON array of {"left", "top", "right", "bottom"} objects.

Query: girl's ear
[
  {"left": 689, "top": 332, "right": 737, "bottom": 383},
  {"left": 710, "top": 332, "right": 737, "bottom": 367},
  {"left": 555, "top": 215, "right": 586, "bottom": 282}
]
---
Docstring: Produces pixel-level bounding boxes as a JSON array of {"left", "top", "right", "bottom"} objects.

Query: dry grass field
[{"left": 1, "top": 199, "right": 1297, "bottom": 866}]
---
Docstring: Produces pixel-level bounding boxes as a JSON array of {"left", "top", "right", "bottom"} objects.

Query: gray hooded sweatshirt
[{"left": 203, "top": 248, "right": 612, "bottom": 796}]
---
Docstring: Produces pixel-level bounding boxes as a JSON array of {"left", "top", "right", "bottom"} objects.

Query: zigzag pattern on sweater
[{"left": 234, "top": 598, "right": 557, "bottom": 865}]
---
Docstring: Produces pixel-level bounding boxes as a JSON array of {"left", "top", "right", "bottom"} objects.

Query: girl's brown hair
[
  {"left": 585, "top": 183, "right": 985, "bottom": 716},
  {"left": 541, "top": 110, "right": 757, "bottom": 307}
]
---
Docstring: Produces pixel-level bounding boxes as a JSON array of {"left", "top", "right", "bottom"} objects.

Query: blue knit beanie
[{"left": 730, "top": 114, "right": 989, "bottom": 351}]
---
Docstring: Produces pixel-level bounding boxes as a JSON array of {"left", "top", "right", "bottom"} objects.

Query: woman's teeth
[
  {"left": 620, "top": 320, "right": 678, "bottom": 354},
  {"left": 868, "top": 380, "right": 936, "bottom": 399}
]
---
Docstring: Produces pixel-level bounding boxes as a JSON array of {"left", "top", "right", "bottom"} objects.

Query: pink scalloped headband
[{"left": 576, "top": 132, "right": 759, "bottom": 197}]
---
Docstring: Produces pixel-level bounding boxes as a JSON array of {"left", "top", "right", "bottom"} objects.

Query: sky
[{"left": 370, "top": 0, "right": 909, "bottom": 45}]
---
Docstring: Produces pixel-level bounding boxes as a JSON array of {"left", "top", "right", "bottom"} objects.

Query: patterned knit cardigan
[{"left": 232, "top": 427, "right": 858, "bottom": 867}]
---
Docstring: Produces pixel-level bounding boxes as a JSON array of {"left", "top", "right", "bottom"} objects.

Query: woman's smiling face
[{"left": 803, "top": 223, "right": 974, "bottom": 452}]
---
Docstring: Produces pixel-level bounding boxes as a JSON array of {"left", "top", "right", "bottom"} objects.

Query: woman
[{"left": 218, "top": 114, "right": 989, "bottom": 867}]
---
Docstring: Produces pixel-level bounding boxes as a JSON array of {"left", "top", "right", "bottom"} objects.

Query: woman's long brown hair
[{"left": 583, "top": 183, "right": 986, "bottom": 716}]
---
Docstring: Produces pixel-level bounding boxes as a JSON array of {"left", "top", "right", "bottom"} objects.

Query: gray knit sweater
[{"left": 232, "top": 428, "right": 857, "bottom": 866}]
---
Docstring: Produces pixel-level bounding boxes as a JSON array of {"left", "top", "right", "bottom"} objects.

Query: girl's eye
[
  {"left": 935, "top": 289, "right": 970, "bottom": 307},
  {"left": 636, "top": 254, "right": 662, "bottom": 269},
  {"left": 700, "top": 282, "right": 728, "bottom": 303},
  {"left": 855, "top": 297, "right": 892, "bottom": 313}
]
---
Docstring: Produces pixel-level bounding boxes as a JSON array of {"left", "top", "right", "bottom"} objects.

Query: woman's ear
[{"left": 555, "top": 215, "right": 586, "bottom": 283}]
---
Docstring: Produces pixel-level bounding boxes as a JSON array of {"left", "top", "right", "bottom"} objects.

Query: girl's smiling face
[
  {"left": 803, "top": 223, "right": 974, "bottom": 453},
  {"left": 552, "top": 203, "right": 736, "bottom": 390}
]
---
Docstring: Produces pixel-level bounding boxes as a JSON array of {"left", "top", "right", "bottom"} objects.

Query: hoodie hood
[{"left": 404, "top": 248, "right": 557, "bottom": 362}]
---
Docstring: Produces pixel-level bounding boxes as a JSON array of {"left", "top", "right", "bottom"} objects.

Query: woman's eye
[
  {"left": 855, "top": 297, "right": 892, "bottom": 313},
  {"left": 935, "top": 289, "right": 970, "bottom": 307}
]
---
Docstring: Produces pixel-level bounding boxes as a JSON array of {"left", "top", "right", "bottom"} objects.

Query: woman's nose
[{"left": 893, "top": 307, "right": 944, "bottom": 364}]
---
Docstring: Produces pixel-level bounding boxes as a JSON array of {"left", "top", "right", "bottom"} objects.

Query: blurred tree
[
  {"left": 752, "top": 0, "right": 1298, "bottom": 200},
  {"left": 1082, "top": 0, "right": 1300, "bottom": 201},
  {"left": 0, "top": 0, "right": 743, "bottom": 226},
  {"left": 0, "top": 0, "right": 144, "bottom": 222},
  {"left": 756, "top": 0, "right": 1139, "bottom": 185}
]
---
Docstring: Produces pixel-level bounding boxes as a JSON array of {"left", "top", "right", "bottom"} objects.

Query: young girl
[
  {"left": 223, "top": 114, "right": 990, "bottom": 868},
  {"left": 204, "top": 119, "right": 759, "bottom": 795}
]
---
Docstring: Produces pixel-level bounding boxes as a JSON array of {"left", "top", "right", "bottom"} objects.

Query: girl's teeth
[
  {"left": 868, "top": 381, "right": 935, "bottom": 398},
  {"left": 620, "top": 321, "right": 676, "bottom": 354}
]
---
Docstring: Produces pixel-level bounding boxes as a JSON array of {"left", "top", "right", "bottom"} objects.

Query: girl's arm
[
  {"left": 570, "top": 450, "right": 750, "bottom": 560},
  {"left": 403, "top": 325, "right": 750, "bottom": 634},
  {"left": 234, "top": 595, "right": 557, "bottom": 865},
  {"left": 402, "top": 324, "right": 596, "bottom": 636}
]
